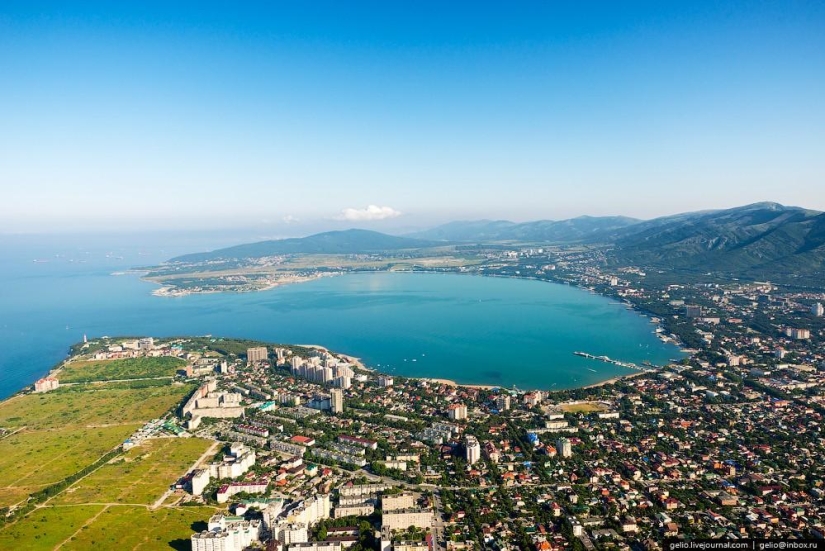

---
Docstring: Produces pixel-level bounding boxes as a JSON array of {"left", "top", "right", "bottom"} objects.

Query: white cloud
[
  {"left": 339, "top": 205, "right": 402, "bottom": 221},
  {"left": 282, "top": 215, "right": 299, "bottom": 224}
]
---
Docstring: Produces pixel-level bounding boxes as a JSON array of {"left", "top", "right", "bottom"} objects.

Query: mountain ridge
[
  {"left": 409, "top": 215, "right": 641, "bottom": 243},
  {"left": 607, "top": 203, "right": 825, "bottom": 280},
  {"left": 169, "top": 229, "right": 441, "bottom": 263},
  {"left": 165, "top": 203, "right": 825, "bottom": 285}
]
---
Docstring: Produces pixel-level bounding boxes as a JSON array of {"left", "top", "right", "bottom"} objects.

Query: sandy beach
[
  {"left": 297, "top": 346, "right": 644, "bottom": 391},
  {"left": 422, "top": 378, "right": 497, "bottom": 391},
  {"left": 581, "top": 370, "right": 648, "bottom": 389}
]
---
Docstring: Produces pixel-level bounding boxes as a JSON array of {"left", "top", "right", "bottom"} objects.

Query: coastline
[
  {"left": 580, "top": 370, "right": 649, "bottom": 389},
  {"left": 299, "top": 346, "right": 634, "bottom": 392},
  {"left": 2, "top": 269, "right": 686, "bottom": 398},
  {"left": 5, "top": 334, "right": 654, "bottom": 409},
  {"left": 146, "top": 272, "right": 333, "bottom": 297},
  {"left": 421, "top": 378, "right": 497, "bottom": 391},
  {"left": 298, "top": 344, "right": 374, "bottom": 373}
]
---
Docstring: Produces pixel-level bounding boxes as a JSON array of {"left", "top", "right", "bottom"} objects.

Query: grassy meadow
[{"left": 57, "top": 356, "right": 185, "bottom": 383}]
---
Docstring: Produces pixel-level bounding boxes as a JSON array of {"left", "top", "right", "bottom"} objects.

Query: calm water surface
[{"left": 0, "top": 234, "right": 683, "bottom": 398}]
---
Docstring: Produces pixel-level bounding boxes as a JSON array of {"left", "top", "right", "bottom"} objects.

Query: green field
[
  {"left": 0, "top": 436, "right": 215, "bottom": 549},
  {"left": 57, "top": 356, "right": 186, "bottom": 383},
  {"left": 0, "top": 384, "right": 193, "bottom": 431},
  {"left": 54, "top": 437, "right": 213, "bottom": 506},
  {"left": 0, "top": 344, "right": 225, "bottom": 549},
  {"left": 0, "top": 426, "right": 140, "bottom": 508},
  {"left": 0, "top": 383, "right": 194, "bottom": 510},
  {"left": 558, "top": 401, "right": 608, "bottom": 413},
  {"left": 61, "top": 505, "right": 218, "bottom": 551},
  {"left": 0, "top": 504, "right": 106, "bottom": 549},
  {"left": 0, "top": 504, "right": 218, "bottom": 551}
]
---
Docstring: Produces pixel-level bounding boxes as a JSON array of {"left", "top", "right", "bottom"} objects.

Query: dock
[{"left": 573, "top": 351, "right": 654, "bottom": 372}]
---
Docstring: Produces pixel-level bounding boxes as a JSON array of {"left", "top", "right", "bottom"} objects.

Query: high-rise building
[
  {"left": 785, "top": 327, "right": 811, "bottom": 340},
  {"left": 813, "top": 303, "right": 825, "bottom": 317},
  {"left": 495, "top": 394, "right": 511, "bottom": 411},
  {"left": 557, "top": 437, "right": 572, "bottom": 458},
  {"left": 247, "top": 347, "right": 268, "bottom": 364},
  {"left": 447, "top": 403, "right": 468, "bottom": 421},
  {"left": 191, "top": 469, "right": 210, "bottom": 496},
  {"left": 465, "top": 435, "right": 481, "bottom": 465},
  {"left": 330, "top": 389, "right": 344, "bottom": 414},
  {"left": 378, "top": 376, "right": 393, "bottom": 387}
]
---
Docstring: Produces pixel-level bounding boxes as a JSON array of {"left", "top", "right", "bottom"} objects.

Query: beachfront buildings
[{"left": 495, "top": 393, "right": 511, "bottom": 411}]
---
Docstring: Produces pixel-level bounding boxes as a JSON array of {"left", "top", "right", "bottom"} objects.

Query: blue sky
[{"left": 1, "top": 1, "right": 823, "bottom": 233}]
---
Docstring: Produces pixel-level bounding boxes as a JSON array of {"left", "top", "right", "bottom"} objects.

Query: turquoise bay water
[{"left": 0, "top": 235, "right": 683, "bottom": 399}]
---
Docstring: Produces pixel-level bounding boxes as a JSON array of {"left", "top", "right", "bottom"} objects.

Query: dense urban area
[{"left": 18, "top": 244, "right": 825, "bottom": 551}]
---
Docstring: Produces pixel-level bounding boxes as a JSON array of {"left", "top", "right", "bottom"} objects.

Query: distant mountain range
[
  {"left": 167, "top": 202, "right": 825, "bottom": 286},
  {"left": 170, "top": 229, "right": 438, "bottom": 263},
  {"left": 607, "top": 202, "right": 825, "bottom": 281},
  {"left": 408, "top": 216, "right": 640, "bottom": 242}
]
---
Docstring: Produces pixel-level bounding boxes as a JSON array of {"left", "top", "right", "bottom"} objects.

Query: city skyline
[{"left": 1, "top": 1, "right": 824, "bottom": 232}]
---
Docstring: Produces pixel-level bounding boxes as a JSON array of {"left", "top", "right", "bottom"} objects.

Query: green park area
[{"left": 57, "top": 356, "right": 186, "bottom": 383}]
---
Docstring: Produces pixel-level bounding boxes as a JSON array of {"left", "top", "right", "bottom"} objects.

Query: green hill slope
[{"left": 170, "top": 229, "right": 440, "bottom": 262}]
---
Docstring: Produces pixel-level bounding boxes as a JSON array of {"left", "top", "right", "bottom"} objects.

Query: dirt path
[{"left": 53, "top": 504, "right": 110, "bottom": 550}]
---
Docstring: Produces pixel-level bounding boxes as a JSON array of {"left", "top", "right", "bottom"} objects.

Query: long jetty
[{"left": 573, "top": 351, "right": 654, "bottom": 372}]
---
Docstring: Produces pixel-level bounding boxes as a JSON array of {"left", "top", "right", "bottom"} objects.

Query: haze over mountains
[
  {"left": 168, "top": 203, "right": 825, "bottom": 286},
  {"left": 409, "top": 216, "right": 641, "bottom": 243},
  {"left": 171, "top": 230, "right": 437, "bottom": 263}
]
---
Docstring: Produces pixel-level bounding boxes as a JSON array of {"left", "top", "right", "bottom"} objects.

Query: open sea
[{"left": 0, "top": 233, "right": 684, "bottom": 399}]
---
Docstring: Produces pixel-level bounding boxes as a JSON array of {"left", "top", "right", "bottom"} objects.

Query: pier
[{"left": 573, "top": 351, "right": 654, "bottom": 372}]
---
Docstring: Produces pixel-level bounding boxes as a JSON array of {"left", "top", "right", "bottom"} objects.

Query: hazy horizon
[{"left": 2, "top": 2, "right": 824, "bottom": 233}]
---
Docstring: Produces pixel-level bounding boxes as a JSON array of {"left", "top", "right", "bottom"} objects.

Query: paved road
[{"left": 431, "top": 490, "right": 447, "bottom": 551}]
